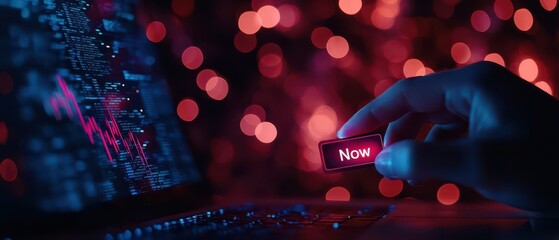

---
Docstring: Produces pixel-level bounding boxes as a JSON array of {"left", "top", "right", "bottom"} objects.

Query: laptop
[{"left": 0, "top": 0, "right": 537, "bottom": 239}]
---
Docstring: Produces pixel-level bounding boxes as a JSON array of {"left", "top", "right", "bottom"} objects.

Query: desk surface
[{"left": 359, "top": 199, "right": 556, "bottom": 239}]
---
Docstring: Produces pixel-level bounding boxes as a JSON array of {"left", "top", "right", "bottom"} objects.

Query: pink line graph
[{"left": 48, "top": 75, "right": 149, "bottom": 166}]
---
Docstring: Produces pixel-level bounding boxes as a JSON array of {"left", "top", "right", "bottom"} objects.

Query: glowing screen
[{"left": 0, "top": 0, "right": 199, "bottom": 211}]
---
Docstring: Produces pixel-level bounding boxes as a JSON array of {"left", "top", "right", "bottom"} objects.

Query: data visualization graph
[
  {"left": 0, "top": 0, "right": 199, "bottom": 211},
  {"left": 48, "top": 75, "right": 149, "bottom": 166}
]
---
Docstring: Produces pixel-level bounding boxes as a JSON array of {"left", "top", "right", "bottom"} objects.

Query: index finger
[{"left": 337, "top": 62, "right": 488, "bottom": 138}]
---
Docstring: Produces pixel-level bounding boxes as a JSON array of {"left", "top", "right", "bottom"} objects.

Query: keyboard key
[{"left": 106, "top": 203, "right": 390, "bottom": 239}]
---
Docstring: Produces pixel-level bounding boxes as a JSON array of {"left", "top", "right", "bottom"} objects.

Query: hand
[{"left": 338, "top": 61, "right": 559, "bottom": 213}]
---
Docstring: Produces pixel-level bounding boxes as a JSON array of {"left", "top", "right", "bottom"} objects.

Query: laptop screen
[{"left": 0, "top": 0, "right": 200, "bottom": 212}]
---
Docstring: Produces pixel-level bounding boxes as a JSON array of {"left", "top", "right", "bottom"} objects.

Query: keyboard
[{"left": 105, "top": 203, "right": 394, "bottom": 240}]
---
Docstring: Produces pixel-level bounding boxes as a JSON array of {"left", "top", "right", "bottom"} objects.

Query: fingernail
[
  {"left": 337, "top": 125, "right": 348, "bottom": 138},
  {"left": 383, "top": 135, "right": 389, "bottom": 148},
  {"left": 375, "top": 150, "right": 393, "bottom": 177},
  {"left": 336, "top": 130, "right": 344, "bottom": 139}
]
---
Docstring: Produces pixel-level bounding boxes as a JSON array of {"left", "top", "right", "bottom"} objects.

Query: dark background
[{"left": 136, "top": 0, "right": 559, "bottom": 203}]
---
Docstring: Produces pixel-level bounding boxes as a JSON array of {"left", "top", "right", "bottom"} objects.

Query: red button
[{"left": 319, "top": 134, "right": 383, "bottom": 172}]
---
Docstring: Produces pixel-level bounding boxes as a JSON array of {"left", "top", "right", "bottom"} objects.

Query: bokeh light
[
  {"left": 257, "top": 44, "right": 285, "bottom": 78},
  {"left": 181, "top": 46, "right": 204, "bottom": 70},
  {"left": 257, "top": 5, "right": 280, "bottom": 28},
  {"left": 0, "top": 121, "right": 7, "bottom": 144},
  {"left": 518, "top": 58, "right": 538, "bottom": 82},
  {"left": 336, "top": 50, "right": 356, "bottom": 70},
  {"left": 379, "top": 0, "right": 401, "bottom": 15},
  {"left": 0, "top": 72, "right": 13, "bottom": 95},
  {"left": 326, "top": 36, "right": 349, "bottom": 59},
  {"left": 484, "top": 53, "right": 505, "bottom": 67},
  {"left": 307, "top": 105, "right": 337, "bottom": 140},
  {"left": 244, "top": 104, "right": 266, "bottom": 120},
  {"left": 240, "top": 114, "right": 262, "bottom": 136},
  {"left": 298, "top": 148, "right": 323, "bottom": 172},
  {"left": 338, "top": 0, "right": 362, "bottom": 15},
  {"left": 258, "top": 43, "right": 283, "bottom": 59},
  {"left": 451, "top": 42, "right": 471, "bottom": 64},
  {"left": 535, "top": 81, "right": 553, "bottom": 95},
  {"left": 437, "top": 183, "right": 460, "bottom": 205},
  {"left": 238, "top": 11, "right": 262, "bottom": 35},
  {"left": 234, "top": 32, "right": 257, "bottom": 53},
  {"left": 145, "top": 21, "right": 166, "bottom": 43},
  {"left": 471, "top": 10, "right": 491, "bottom": 32},
  {"left": 370, "top": 7, "right": 395, "bottom": 30},
  {"left": 494, "top": 0, "right": 514, "bottom": 20},
  {"left": 277, "top": 4, "right": 301, "bottom": 28},
  {"left": 0, "top": 158, "right": 17, "bottom": 182},
  {"left": 382, "top": 39, "right": 408, "bottom": 63},
  {"left": 171, "top": 0, "right": 195, "bottom": 17},
  {"left": 540, "top": 0, "right": 558, "bottom": 11},
  {"left": 206, "top": 76, "right": 229, "bottom": 100},
  {"left": 176, "top": 98, "right": 199, "bottom": 122},
  {"left": 196, "top": 69, "right": 217, "bottom": 91},
  {"left": 311, "top": 27, "right": 333, "bottom": 49},
  {"left": 378, "top": 177, "right": 403, "bottom": 198},
  {"left": 258, "top": 53, "right": 284, "bottom": 78},
  {"left": 424, "top": 67, "right": 435, "bottom": 75},
  {"left": 325, "top": 186, "right": 351, "bottom": 201},
  {"left": 255, "top": 121, "right": 277, "bottom": 143},
  {"left": 403, "top": 58, "right": 425, "bottom": 77},
  {"left": 514, "top": 8, "right": 534, "bottom": 32}
]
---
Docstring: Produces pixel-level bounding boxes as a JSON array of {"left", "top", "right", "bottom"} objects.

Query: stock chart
[{"left": 0, "top": 0, "right": 200, "bottom": 211}]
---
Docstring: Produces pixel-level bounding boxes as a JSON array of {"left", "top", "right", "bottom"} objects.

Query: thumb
[{"left": 375, "top": 139, "right": 476, "bottom": 185}]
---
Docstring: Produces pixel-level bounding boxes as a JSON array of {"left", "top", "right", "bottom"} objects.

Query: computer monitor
[{"left": 0, "top": 0, "right": 200, "bottom": 213}]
